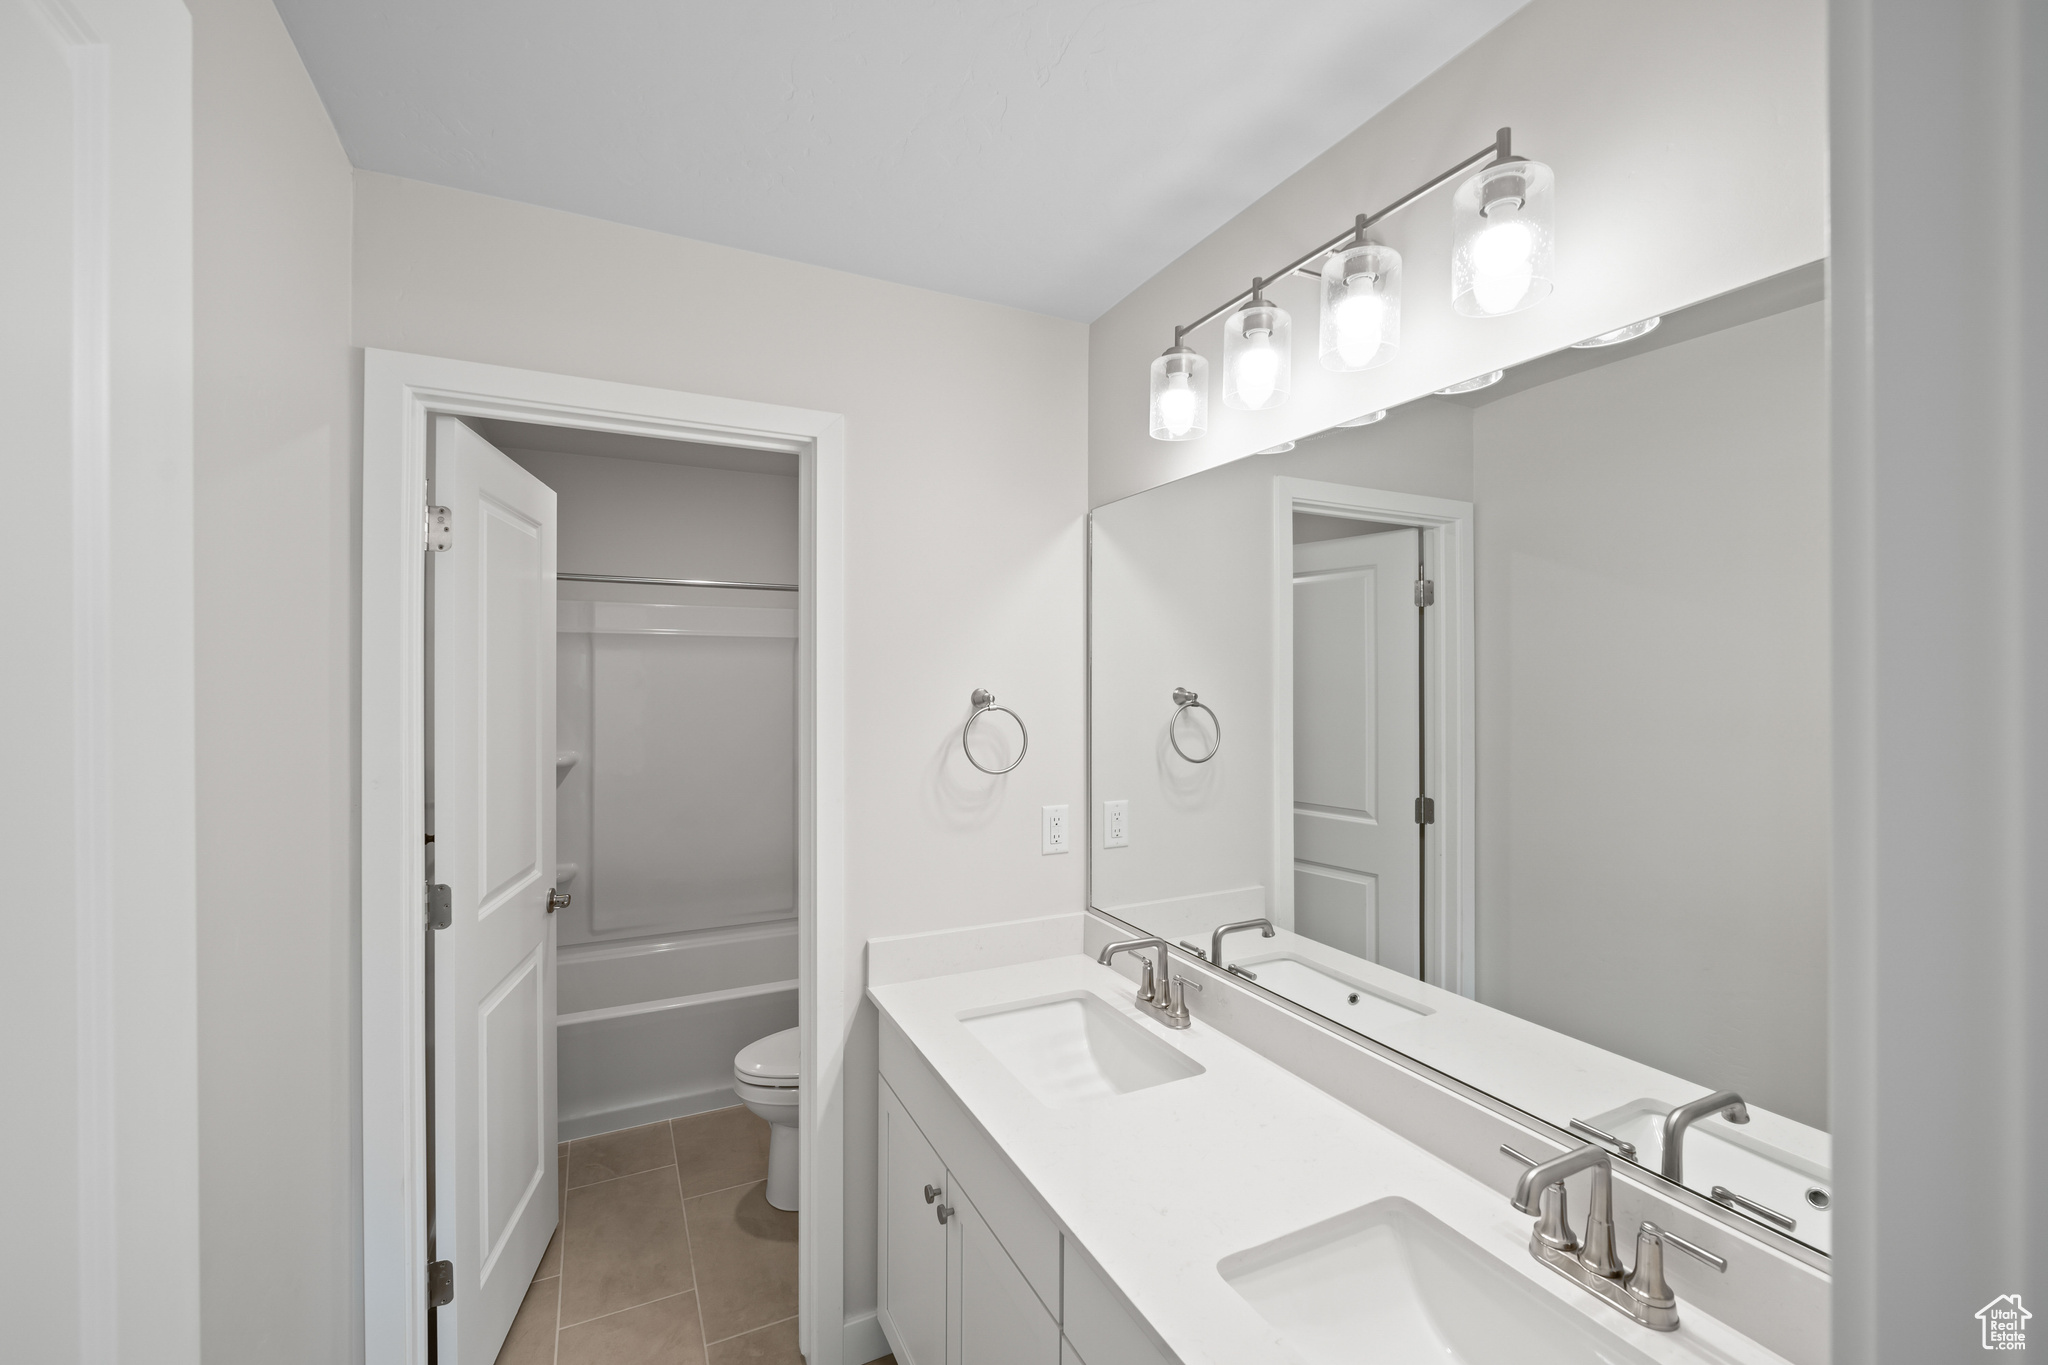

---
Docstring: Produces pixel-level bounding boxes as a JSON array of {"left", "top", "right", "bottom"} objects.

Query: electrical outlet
[
  {"left": 1103, "top": 799, "right": 1129, "bottom": 848},
  {"left": 1041, "top": 804, "right": 1069, "bottom": 855}
]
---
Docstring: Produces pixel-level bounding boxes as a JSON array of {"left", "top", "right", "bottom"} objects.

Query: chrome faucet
[
  {"left": 1504, "top": 1143, "right": 1725, "bottom": 1331},
  {"left": 1097, "top": 937, "right": 1170, "bottom": 1012},
  {"left": 1660, "top": 1091, "right": 1749, "bottom": 1183},
  {"left": 1210, "top": 918, "right": 1275, "bottom": 979},
  {"left": 1511, "top": 1143, "right": 1622, "bottom": 1277}
]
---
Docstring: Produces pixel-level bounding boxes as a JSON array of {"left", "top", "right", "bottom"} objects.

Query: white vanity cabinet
[
  {"left": 879, "top": 1080, "right": 1059, "bottom": 1365},
  {"left": 879, "top": 1017, "right": 1182, "bottom": 1365}
]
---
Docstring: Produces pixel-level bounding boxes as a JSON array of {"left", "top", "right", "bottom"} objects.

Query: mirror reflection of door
[{"left": 1292, "top": 526, "right": 1421, "bottom": 978}]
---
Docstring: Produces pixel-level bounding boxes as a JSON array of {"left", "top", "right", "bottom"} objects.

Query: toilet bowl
[{"left": 734, "top": 1026, "right": 800, "bottom": 1211}]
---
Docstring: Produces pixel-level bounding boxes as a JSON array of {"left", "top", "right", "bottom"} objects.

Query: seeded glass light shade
[
  {"left": 1451, "top": 159, "right": 1555, "bottom": 317},
  {"left": 1222, "top": 298, "right": 1292, "bottom": 410},
  {"left": 1319, "top": 242, "right": 1401, "bottom": 371},
  {"left": 1148, "top": 346, "right": 1209, "bottom": 441}
]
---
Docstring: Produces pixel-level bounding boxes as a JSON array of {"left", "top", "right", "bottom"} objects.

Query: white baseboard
[
  {"left": 557, "top": 1086, "right": 742, "bottom": 1141},
  {"left": 842, "top": 1309, "right": 890, "bottom": 1363}
]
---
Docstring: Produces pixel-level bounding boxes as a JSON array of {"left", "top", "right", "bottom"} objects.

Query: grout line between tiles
[
  {"left": 557, "top": 1287, "right": 698, "bottom": 1333},
  {"left": 564, "top": 1160, "right": 678, "bottom": 1193},
  {"left": 703, "top": 1312, "right": 798, "bottom": 1348},
  {"left": 679, "top": 1176, "right": 772, "bottom": 1204},
  {"left": 679, "top": 1160, "right": 709, "bottom": 1364}
]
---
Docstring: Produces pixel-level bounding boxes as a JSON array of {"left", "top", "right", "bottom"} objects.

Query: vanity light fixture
[
  {"left": 1148, "top": 346, "right": 1209, "bottom": 441},
  {"left": 1320, "top": 224, "right": 1402, "bottom": 371},
  {"left": 1452, "top": 157, "right": 1555, "bottom": 316},
  {"left": 1222, "top": 281, "right": 1292, "bottom": 410},
  {"left": 1571, "top": 316, "right": 1662, "bottom": 348},
  {"left": 1147, "top": 127, "right": 1552, "bottom": 440},
  {"left": 1337, "top": 409, "right": 1388, "bottom": 427},
  {"left": 1435, "top": 369, "right": 1505, "bottom": 395}
]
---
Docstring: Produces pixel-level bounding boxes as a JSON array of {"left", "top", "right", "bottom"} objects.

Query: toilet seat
[{"left": 734, "top": 1026, "right": 800, "bottom": 1088}]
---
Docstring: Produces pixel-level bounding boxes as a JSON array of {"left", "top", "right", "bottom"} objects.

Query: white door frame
[
  {"left": 1269, "top": 477, "right": 1475, "bottom": 995},
  {"left": 361, "top": 349, "right": 847, "bottom": 1365}
]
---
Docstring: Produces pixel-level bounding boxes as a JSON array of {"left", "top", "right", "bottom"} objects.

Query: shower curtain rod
[{"left": 558, "top": 571, "right": 798, "bottom": 592}]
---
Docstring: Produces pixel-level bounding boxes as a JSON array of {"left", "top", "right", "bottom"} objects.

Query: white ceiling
[{"left": 275, "top": 0, "right": 1529, "bottom": 321}]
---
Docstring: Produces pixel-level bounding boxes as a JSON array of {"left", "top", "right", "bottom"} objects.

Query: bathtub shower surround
[{"left": 499, "top": 432, "right": 804, "bottom": 1140}]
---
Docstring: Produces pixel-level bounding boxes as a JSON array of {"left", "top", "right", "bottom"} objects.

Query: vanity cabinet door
[
  {"left": 949, "top": 1179, "right": 1059, "bottom": 1365},
  {"left": 880, "top": 1084, "right": 950, "bottom": 1365}
]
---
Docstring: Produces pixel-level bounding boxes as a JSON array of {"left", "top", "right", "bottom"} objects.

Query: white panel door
[
  {"left": 432, "top": 415, "right": 559, "bottom": 1364},
  {"left": 951, "top": 1180, "right": 1059, "bottom": 1365},
  {"left": 879, "top": 1084, "right": 950, "bottom": 1365},
  {"left": 1292, "top": 530, "right": 1422, "bottom": 976}
]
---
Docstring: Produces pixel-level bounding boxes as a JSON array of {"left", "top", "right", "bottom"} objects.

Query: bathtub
[{"left": 556, "top": 920, "right": 798, "bottom": 1140}]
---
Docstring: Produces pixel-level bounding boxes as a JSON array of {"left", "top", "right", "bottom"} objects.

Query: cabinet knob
[
  {"left": 924, "top": 1184, "right": 942, "bottom": 1204},
  {"left": 935, "top": 1203, "right": 955, "bottom": 1225}
]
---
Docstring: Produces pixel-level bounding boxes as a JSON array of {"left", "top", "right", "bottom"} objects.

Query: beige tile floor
[{"left": 492, "top": 1105, "right": 896, "bottom": 1365}]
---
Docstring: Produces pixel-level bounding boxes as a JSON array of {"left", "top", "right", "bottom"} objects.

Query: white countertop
[{"left": 871, "top": 953, "right": 1791, "bottom": 1365}]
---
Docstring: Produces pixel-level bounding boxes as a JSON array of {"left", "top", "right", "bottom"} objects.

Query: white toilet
[{"left": 733, "top": 1027, "right": 800, "bottom": 1211}]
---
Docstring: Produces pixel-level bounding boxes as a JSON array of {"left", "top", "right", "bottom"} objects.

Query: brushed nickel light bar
[{"left": 1148, "top": 126, "right": 1556, "bottom": 442}]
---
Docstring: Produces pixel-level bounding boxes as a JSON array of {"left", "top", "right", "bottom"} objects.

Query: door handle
[
  {"left": 935, "top": 1203, "right": 954, "bottom": 1225},
  {"left": 924, "top": 1184, "right": 941, "bottom": 1204},
  {"left": 547, "top": 888, "right": 570, "bottom": 914}
]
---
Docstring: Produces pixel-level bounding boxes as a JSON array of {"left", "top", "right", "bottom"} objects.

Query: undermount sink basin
[
  {"left": 1220, "top": 1198, "right": 1658, "bottom": 1365},
  {"left": 960, "top": 992, "right": 1203, "bottom": 1108},
  {"left": 1585, "top": 1099, "right": 1833, "bottom": 1253},
  {"left": 1231, "top": 953, "right": 1433, "bottom": 1032}
]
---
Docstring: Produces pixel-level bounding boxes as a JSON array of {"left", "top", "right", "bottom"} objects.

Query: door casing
[
  {"left": 361, "top": 349, "right": 848, "bottom": 1365},
  {"left": 1268, "top": 478, "right": 1474, "bottom": 996}
]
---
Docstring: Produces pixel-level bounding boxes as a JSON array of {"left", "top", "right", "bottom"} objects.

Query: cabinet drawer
[
  {"left": 883, "top": 1016, "right": 1061, "bottom": 1312},
  {"left": 1062, "top": 1237, "right": 1177, "bottom": 1365}
]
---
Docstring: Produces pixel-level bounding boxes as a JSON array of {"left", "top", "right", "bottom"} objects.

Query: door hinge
[
  {"left": 1415, "top": 795, "right": 1436, "bottom": 825},
  {"left": 427, "top": 1259, "right": 455, "bottom": 1308},
  {"left": 426, "top": 883, "right": 453, "bottom": 930},
  {"left": 425, "top": 504, "right": 454, "bottom": 553},
  {"left": 1414, "top": 578, "right": 1436, "bottom": 608}
]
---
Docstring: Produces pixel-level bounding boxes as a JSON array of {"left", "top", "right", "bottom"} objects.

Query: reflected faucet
[
  {"left": 1211, "top": 918, "right": 1276, "bottom": 978},
  {"left": 1097, "top": 937, "right": 1170, "bottom": 1012},
  {"left": 1660, "top": 1091, "right": 1750, "bottom": 1184}
]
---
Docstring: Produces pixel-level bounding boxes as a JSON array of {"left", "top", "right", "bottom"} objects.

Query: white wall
[
  {"left": 500, "top": 443, "right": 798, "bottom": 589},
  {"left": 351, "top": 172, "right": 1091, "bottom": 1325},
  {"left": 190, "top": 1, "right": 359, "bottom": 1362},
  {"left": 1830, "top": 1, "right": 2048, "bottom": 1353},
  {"left": 5, "top": 1, "right": 199, "bottom": 1360},
  {"left": 1472, "top": 302, "right": 1830, "bottom": 1126},
  {"left": 1090, "top": 403, "right": 1470, "bottom": 918},
  {"left": 1088, "top": 0, "right": 1826, "bottom": 508}
]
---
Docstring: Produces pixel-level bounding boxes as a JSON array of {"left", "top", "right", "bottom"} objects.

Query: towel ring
[
  {"left": 963, "top": 688, "right": 1029, "bottom": 774},
  {"left": 1169, "top": 687, "right": 1222, "bottom": 763}
]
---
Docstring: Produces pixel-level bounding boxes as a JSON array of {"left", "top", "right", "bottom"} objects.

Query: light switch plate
[
  {"left": 1103, "top": 799, "right": 1129, "bottom": 848},
  {"left": 1041, "top": 804, "right": 1070, "bottom": 854}
]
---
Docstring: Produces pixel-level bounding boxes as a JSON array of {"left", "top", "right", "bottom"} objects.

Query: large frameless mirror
[{"left": 1089, "top": 262, "right": 1832, "bottom": 1255}]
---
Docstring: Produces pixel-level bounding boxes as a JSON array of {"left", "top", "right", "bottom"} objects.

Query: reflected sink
[
  {"left": 1220, "top": 1198, "right": 1657, "bottom": 1365},
  {"left": 960, "top": 992, "right": 1204, "bottom": 1108},
  {"left": 1585, "top": 1099, "right": 1832, "bottom": 1253},
  {"left": 1231, "top": 953, "right": 1434, "bottom": 1032}
]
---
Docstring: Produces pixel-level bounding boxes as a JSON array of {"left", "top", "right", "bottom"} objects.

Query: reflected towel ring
[
  {"left": 962, "top": 688, "right": 1029, "bottom": 774},
  {"left": 1169, "top": 687, "right": 1222, "bottom": 763}
]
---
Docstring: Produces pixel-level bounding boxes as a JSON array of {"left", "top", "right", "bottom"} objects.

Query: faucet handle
[
  {"left": 1625, "top": 1222, "right": 1726, "bottom": 1314},
  {"left": 1161, "top": 974, "right": 1203, "bottom": 1028}
]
